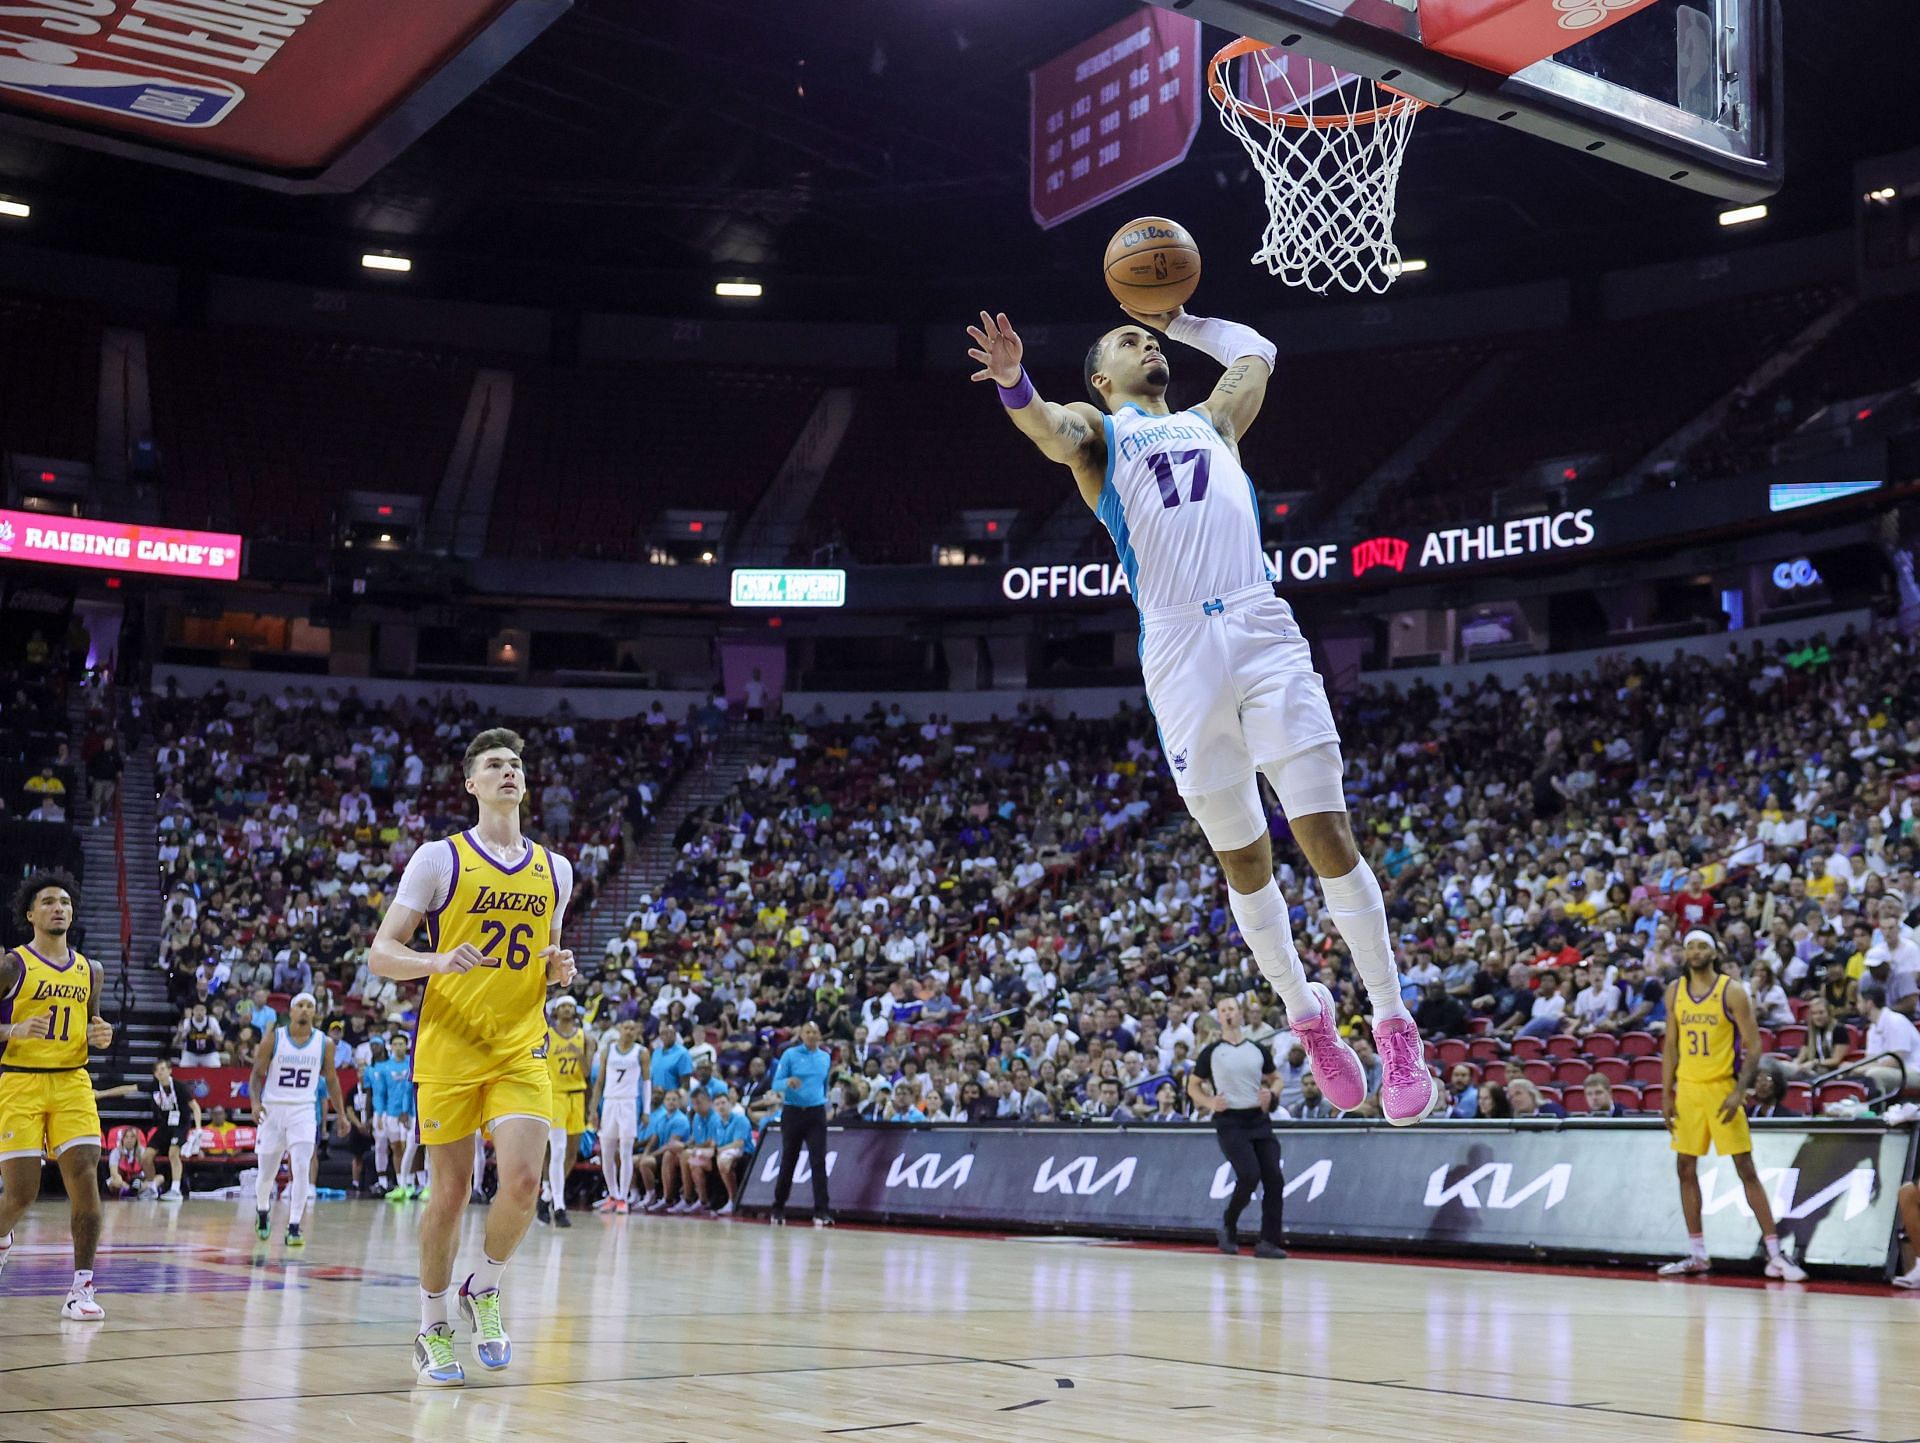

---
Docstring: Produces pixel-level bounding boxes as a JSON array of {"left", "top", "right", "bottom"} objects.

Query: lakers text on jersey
[{"left": 0, "top": 945, "right": 100, "bottom": 1160}]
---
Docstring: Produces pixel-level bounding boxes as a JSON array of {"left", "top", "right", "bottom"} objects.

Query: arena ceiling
[{"left": 0, "top": 0, "right": 1915, "bottom": 322}]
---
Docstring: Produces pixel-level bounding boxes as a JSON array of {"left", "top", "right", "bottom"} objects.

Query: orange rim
[{"left": 1207, "top": 36, "right": 1424, "bottom": 130}]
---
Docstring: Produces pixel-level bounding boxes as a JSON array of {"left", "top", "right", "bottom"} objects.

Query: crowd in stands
[
  {"left": 149, "top": 623, "right": 1920, "bottom": 1166},
  {"left": 583, "top": 623, "right": 1920, "bottom": 1130},
  {"left": 152, "top": 681, "right": 695, "bottom": 1041}
]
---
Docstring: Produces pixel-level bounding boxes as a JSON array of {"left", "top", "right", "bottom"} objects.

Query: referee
[
  {"left": 769, "top": 1021, "right": 833, "bottom": 1226},
  {"left": 1188, "top": 997, "right": 1287, "bottom": 1259}
]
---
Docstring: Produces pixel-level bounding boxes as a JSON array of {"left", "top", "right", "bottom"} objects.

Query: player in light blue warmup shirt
[{"left": 635, "top": 1090, "right": 689, "bottom": 1210}]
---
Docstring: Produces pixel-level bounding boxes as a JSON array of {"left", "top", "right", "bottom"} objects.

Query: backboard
[{"left": 1148, "top": 0, "right": 1783, "bottom": 200}]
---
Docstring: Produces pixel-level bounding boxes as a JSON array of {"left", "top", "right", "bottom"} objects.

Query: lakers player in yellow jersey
[
  {"left": 0, "top": 871, "right": 114, "bottom": 1321},
  {"left": 537, "top": 995, "right": 589, "bottom": 1228},
  {"left": 369, "top": 728, "right": 576, "bottom": 1386},
  {"left": 1658, "top": 929, "right": 1806, "bottom": 1281}
]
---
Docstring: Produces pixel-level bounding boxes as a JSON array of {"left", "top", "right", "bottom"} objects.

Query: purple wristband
[{"left": 997, "top": 369, "right": 1035, "bottom": 410}]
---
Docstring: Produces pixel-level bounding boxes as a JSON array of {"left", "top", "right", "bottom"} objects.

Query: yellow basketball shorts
[
  {"left": 0, "top": 1069, "right": 101, "bottom": 1161},
  {"left": 1670, "top": 1078, "right": 1752, "bottom": 1158},
  {"left": 416, "top": 1055, "right": 552, "bottom": 1145},
  {"left": 549, "top": 1088, "right": 586, "bottom": 1134}
]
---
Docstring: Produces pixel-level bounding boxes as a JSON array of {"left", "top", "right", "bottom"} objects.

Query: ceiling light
[
  {"left": 1718, "top": 204, "right": 1767, "bottom": 227},
  {"left": 715, "top": 280, "right": 762, "bottom": 298},
  {"left": 1866, "top": 186, "right": 1898, "bottom": 204},
  {"left": 361, "top": 252, "right": 412, "bottom": 272},
  {"left": 0, "top": 198, "right": 29, "bottom": 220},
  {"left": 1387, "top": 257, "right": 1427, "bottom": 276}
]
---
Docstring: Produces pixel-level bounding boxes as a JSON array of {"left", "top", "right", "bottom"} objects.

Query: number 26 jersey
[{"left": 412, "top": 831, "right": 564, "bottom": 1085}]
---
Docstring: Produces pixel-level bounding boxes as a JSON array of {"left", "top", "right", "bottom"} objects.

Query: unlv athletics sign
[{"left": 1000, "top": 508, "right": 1600, "bottom": 600}]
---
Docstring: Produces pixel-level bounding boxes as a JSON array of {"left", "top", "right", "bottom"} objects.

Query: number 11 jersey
[
  {"left": 1096, "top": 402, "right": 1272, "bottom": 613},
  {"left": 0, "top": 944, "right": 91, "bottom": 1072},
  {"left": 409, "top": 830, "right": 566, "bottom": 1086}
]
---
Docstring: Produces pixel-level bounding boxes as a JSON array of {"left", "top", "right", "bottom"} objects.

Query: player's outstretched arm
[
  {"left": 966, "top": 310, "right": 1105, "bottom": 479},
  {"left": 1120, "top": 303, "right": 1275, "bottom": 444}
]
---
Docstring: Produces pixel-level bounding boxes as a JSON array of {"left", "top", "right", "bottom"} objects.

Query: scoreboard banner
[
  {"left": 0, "top": 507, "right": 242, "bottom": 580},
  {"left": 1030, "top": 10, "right": 1202, "bottom": 229},
  {"left": 0, "top": 0, "right": 570, "bottom": 191},
  {"left": 741, "top": 1119, "right": 1916, "bottom": 1273}
]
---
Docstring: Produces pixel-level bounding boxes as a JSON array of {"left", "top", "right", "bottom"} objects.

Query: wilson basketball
[{"left": 1103, "top": 216, "right": 1201, "bottom": 312}]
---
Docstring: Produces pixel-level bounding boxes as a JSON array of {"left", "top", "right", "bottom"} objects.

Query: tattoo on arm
[
  {"left": 1216, "top": 362, "right": 1252, "bottom": 397},
  {"left": 1053, "top": 409, "right": 1092, "bottom": 448}
]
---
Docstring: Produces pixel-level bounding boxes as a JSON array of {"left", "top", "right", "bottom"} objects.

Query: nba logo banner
[{"left": 0, "top": 32, "right": 241, "bottom": 128}]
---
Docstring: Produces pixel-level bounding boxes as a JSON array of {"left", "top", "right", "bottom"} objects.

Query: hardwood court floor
[{"left": 1, "top": 1198, "right": 1917, "bottom": 1443}]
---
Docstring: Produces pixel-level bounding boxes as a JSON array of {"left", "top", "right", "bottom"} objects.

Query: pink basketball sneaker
[
  {"left": 1373, "top": 1013, "right": 1442, "bottom": 1126},
  {"left": 1290, "top": 982, "right": 1367, "bottom": 1113}
]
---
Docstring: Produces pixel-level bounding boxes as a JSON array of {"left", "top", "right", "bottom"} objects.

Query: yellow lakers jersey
[
  {"left": 546, "top": 1027, "right": 588, "bottom": 1095},
  {"left": 1, "top": 945, "right": 92, "bottom": 1071},
  {"left": 414, "top": 831, "right": 559, "bottom": 1084},
  {"left": 1674, "top": 974, "right": 1737, "bottom": 1084}
]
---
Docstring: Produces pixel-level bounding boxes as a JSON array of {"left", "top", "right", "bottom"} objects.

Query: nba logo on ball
[
  {"left": 1104, "top": 215, "right": 1202, "bottom": 312},
  {"left": 0, "top": 32, "right": 244, "bottom": 127}
]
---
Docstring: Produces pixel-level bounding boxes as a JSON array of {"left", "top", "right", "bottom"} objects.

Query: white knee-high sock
[
  {"left": 547, "top": 1126, "right": 568, "bottom": 1210},
  {"left": 600, "top": 1134, "right": 620, "bottom": 1200},
  {"left": 1228, "top": 877, "right": 1316, "bottom": 1018},
  {"left": 254, "top": 1151, "right": 280, "bottom": 1212},
  {"left": 616, "top": 1136, "right": 635, "bottom": 1203},
  {"left": 287, "top": 1143, "right": 313, "bottom": 1224},
  {"left": 1319, "top": 859, "right": 1408, "bottom": 1023},
  {"left": 398, "top": 1131, "right": 419, "bottom": 1188},
  {"left": 372, "top": 1125, "right": 391, "bottom": 1182},
  {"left": 471, "top": 1134, "right": 486, "bottom": 1193}
]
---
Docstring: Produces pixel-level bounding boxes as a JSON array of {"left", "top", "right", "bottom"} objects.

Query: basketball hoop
[{"left": 1207, "top": 38, "right": 1425, "bottom": 296}]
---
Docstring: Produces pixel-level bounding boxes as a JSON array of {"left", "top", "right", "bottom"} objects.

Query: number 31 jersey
[
  {"left": 413, "top": 831, "right": 562, "bottom": 1085},
  {"left": 1096, "top": 402, "right": 1272, "bottom": 614},
  {"left": 0, "top": 945, "right": 92, "bottom": 1071}
]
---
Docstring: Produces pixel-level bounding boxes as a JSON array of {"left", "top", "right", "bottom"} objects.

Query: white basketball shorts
[
  {"left": 1139, "top": 580, "right": 1340, "bottom": 799},
  {"left": 599, "top": 1101, "right": 636, "bottom": 1152},
  {"left": 375, "top": 1113, "right": 414, "bottom": 1151},
  {"left": 256, "top": 1104, "right": 317, "bottom": 1163}
]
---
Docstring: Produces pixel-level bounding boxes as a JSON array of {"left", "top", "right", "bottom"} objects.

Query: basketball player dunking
[
  {"left": 1657, "top": 929, "right": 1806, "bottom": 1280},
  {"left": 968, "top": 305, "right": 1438, "bottom": 1124},
  {"left": 369, "top": 728, "right": 576, "bottom": 1387},
  {"left": 0, "top": 872, "right": 114, "bottom": 1320}
]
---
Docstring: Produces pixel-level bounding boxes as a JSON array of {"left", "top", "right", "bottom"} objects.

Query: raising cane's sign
[{"left": 0, "top": 508, "right": 243, "bottom": 581}]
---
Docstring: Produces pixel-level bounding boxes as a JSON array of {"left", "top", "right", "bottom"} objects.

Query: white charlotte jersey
[
  {"left": 601, "top": 1043, "right": 642, "bottom": 1103},
  {"left": 260, "top": 1026, "right": 326, "bottom": 1107},
  {"left": 1097, "top": 402, "right": 1271, "bottom": 613}
]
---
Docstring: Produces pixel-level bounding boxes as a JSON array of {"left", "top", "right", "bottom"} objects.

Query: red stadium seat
[
  {"left": 1786, "top": 1082, "right": 1813, "bottom": 1111},
  {"left": 1545, "top": 1035, "right": 1580, "bottom": 1059},
  {"left": 1630, "top": 1057, "right": 1664, "bottom": 1084},
  {"left": 1817, "top": 1080, "right": 1869, "bottom": 1109},
  {"left": 1423, "top": 1041, "right": 1438, "bottom": 1063},
  {"left": 1469, "top": 1038, "right": 1501, "bottom": 1062},
  {"left": 1469, "top": 1017, "right": 1492, "bottom": 1037},
  {"left": 1511, "top": 1036, "right": 1544, "bottom": 1060},
  {"left": 1755, "top": 1027, "right": 1775, "bottom": 1054},
  {"left": 1522, "top": 1059, "right": 1555, "bottom": 1085},
  {"left": 1843, "top": 1025, "right": 1864, "bottom": 1050},
  {"left": 1637, "top": 1083, "right": 1662, "bottom": 1114},
  {"left": 1789, "top": 996, "right": 1809, "bottom": 1021},
  {"left": 1436, "top": 1038, "right": 1470, "bottom": 1067},
  {"left": 1619, "top": 1031, "right": 1658, "bottom": 1058},
  {"left": 1593, "top": 1057, "right": 1630, "bottom": 1084},
  {"left": 1583, "top": 1033, "right": 1618, "bottom": 1058},
  {"left": 1773, "top": 1025, "right": 1807, "bottom": 1054},
  {"left": 1538, "top": 1085, "right": 1561, "bottom": 1104},
  {"left": 1554, "top": 1059, "right": 1589, "bottom": 1086},
  {"left": 1562, "top": 1088, "right": 1590, "bottom": 1114}
]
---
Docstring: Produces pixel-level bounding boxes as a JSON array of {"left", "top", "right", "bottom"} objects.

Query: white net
[{"left": 1208, "top": 46, "right": 1423, "bottom": 297}]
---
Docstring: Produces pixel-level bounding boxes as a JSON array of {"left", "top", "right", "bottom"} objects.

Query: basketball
[{"left": 1103, "top": 216, "right": 1201, "bottom": 313}]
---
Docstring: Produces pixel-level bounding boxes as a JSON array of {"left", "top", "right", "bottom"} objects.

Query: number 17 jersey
[
  {"left": 412, "top": 831, "right": 563, "bottom": 1086},
  {"left": 1097, "top": 402, "right": 1272, "bottom": 613}
]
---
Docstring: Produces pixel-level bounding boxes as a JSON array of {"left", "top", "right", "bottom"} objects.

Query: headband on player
[
  {"left": 290, "top": 991, "right": 317, "bottom": 1010},
  {"left": 1682, "top": 929, "right": 1718, "bottom": 950}
]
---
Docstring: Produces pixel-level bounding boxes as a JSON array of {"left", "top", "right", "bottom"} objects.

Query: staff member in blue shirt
[
  {"left": 710, "top": 1093, "right": 754, "bottom": 1217},
  {"left": 769, "top": 1021, "right": 832, "bottom": 1226},
  {"left": 635, "top": 1091, "right": 690, "bottom": 1211}
]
